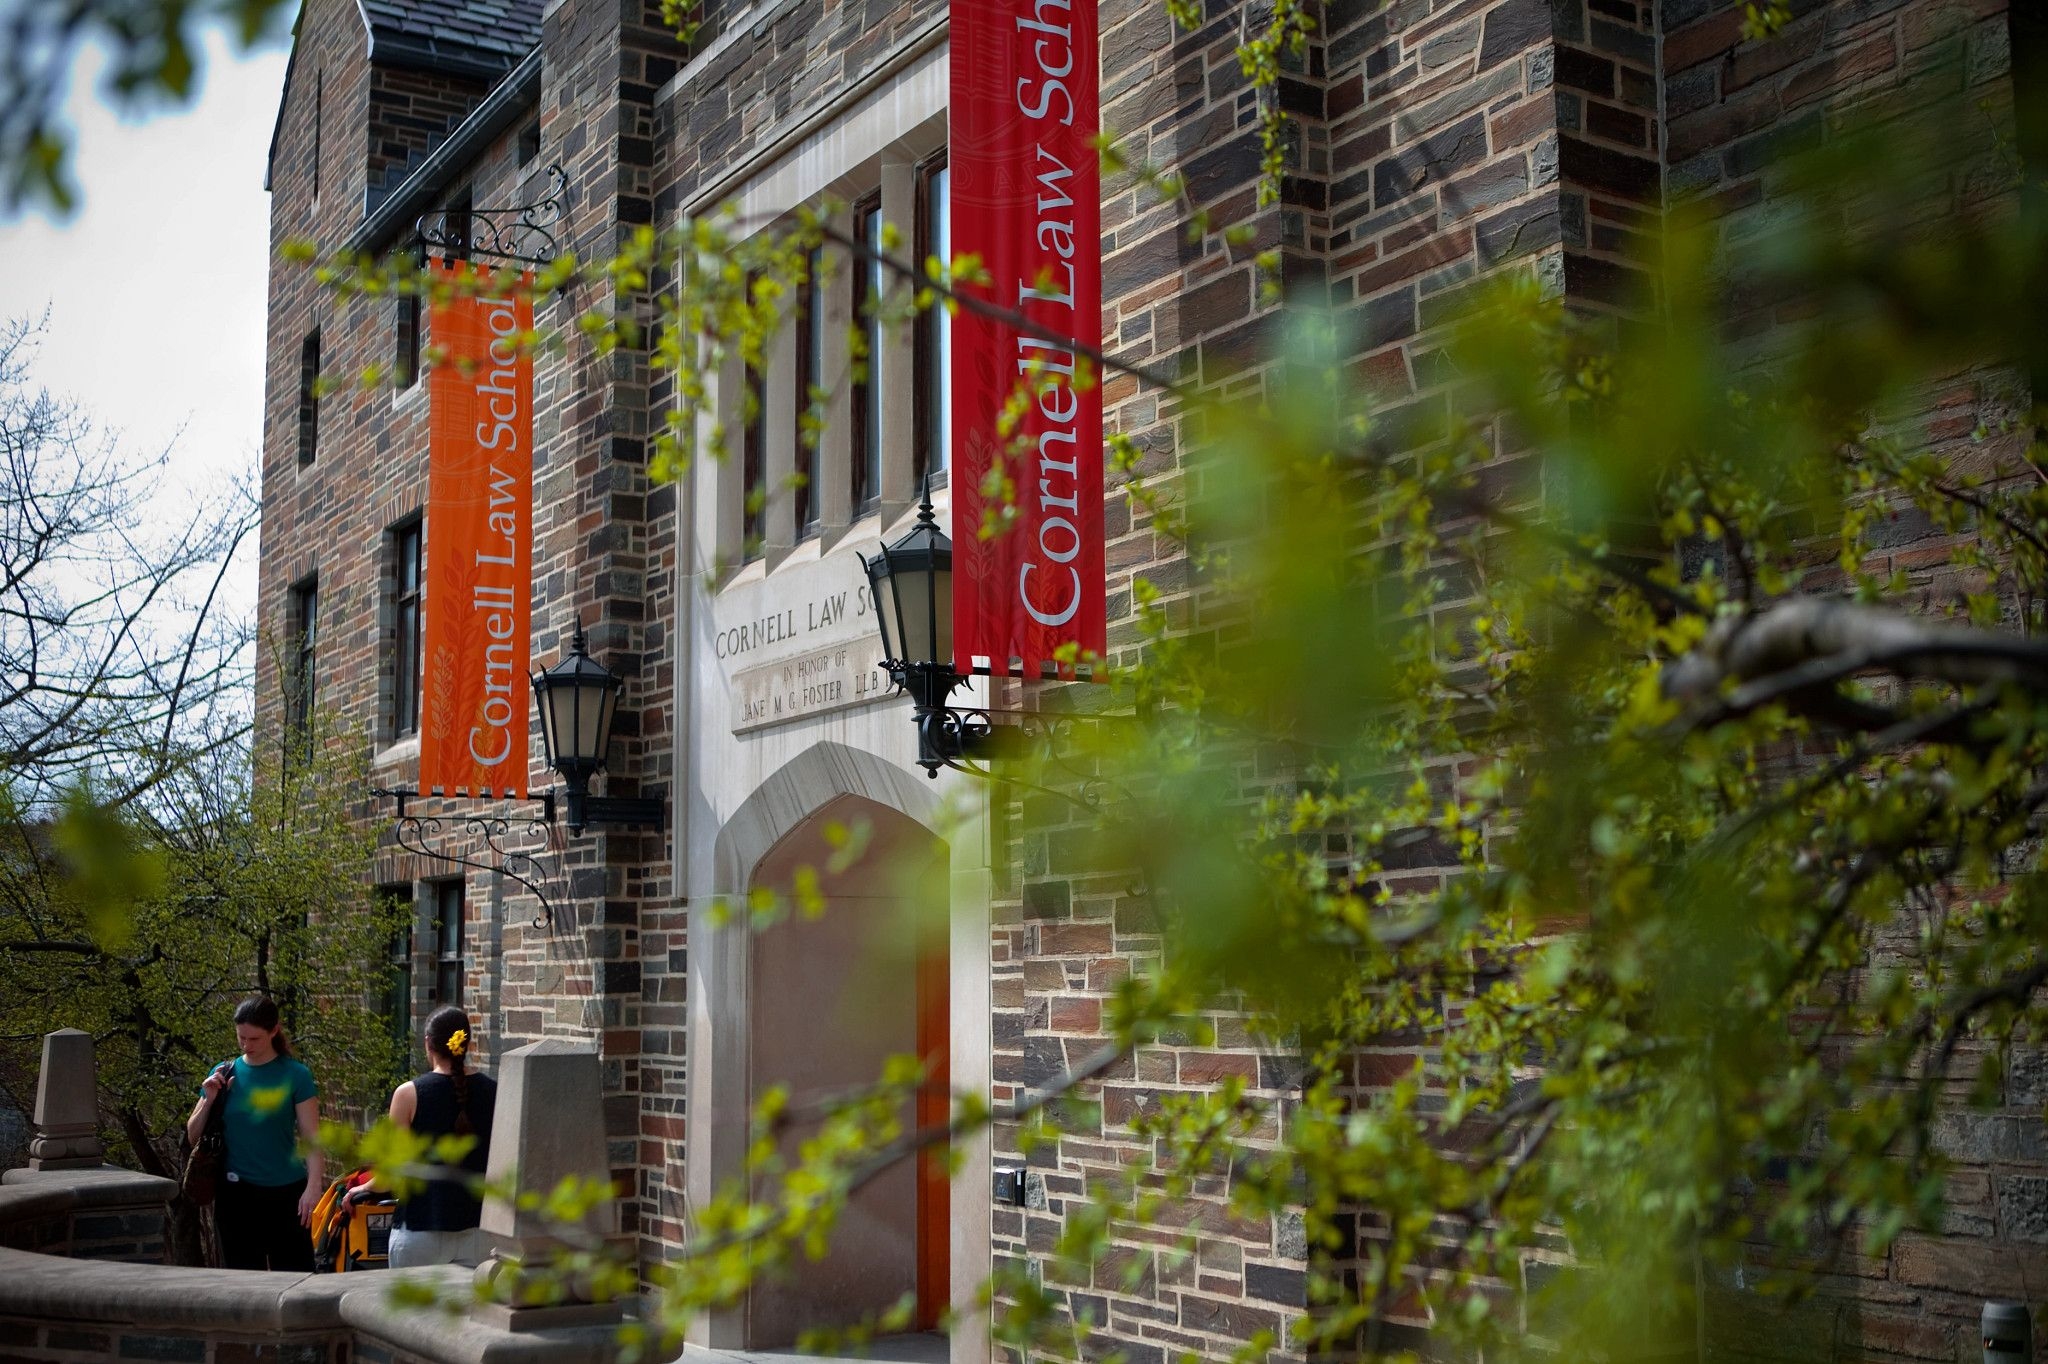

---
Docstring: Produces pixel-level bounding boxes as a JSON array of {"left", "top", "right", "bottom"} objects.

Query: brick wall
[
  {"left": 985, "top": 0, "right": 1588, "bottom": 1355},
  {"left": 254, "top": 0, "right": 626, "bottom": 1206},
  {"left": 1657, "top": 8, "right": 2036, "bottom": 1360}
]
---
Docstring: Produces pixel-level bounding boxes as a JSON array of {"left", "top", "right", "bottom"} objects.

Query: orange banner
[{"left": 420, "top": 267, "right": 533, "bottom": 797}]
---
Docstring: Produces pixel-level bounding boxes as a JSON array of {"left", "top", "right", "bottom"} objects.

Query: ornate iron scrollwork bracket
[
  {"left": 373, "top": 787, "right": 563, "bottom": 932},
  {"left": 913, "top": 705, "right": 1129, "bottom": 811},
  {"left": 417, "top": 164, "right": 567, "bottom": 267}
]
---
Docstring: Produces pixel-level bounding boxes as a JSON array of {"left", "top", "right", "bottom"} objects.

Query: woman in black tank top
[{"left": 385, "top": 1006, "right": 498, "bottom": 1268}]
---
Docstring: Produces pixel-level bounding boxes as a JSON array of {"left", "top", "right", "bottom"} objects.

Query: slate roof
[{"left": 359, "top": 0, "right": 545, "bottom": 75}]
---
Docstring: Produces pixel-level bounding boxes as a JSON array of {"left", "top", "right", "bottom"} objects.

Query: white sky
[{"left": 0, "top": 28, "right": 294, "bottom": 625}]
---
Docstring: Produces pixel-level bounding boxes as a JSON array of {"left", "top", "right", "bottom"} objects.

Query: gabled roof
[
  {"left": 265, "top": 0, "right": 543, "bottom": 192},
  {"left": 359, "top": 0, "right": 545, "bottom": 76}
]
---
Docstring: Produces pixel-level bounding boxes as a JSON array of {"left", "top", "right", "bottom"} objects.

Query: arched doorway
[{"left": 745, "top": 792, "right": 951, "bottom": 1346}]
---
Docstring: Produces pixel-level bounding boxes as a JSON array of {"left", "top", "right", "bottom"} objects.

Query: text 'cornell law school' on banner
[
  {"left": 420, "top": 267, "right": 533, "bottom": 798},
  {"left": 951, "top": 0, "right": 1105, "bottom": 678}
]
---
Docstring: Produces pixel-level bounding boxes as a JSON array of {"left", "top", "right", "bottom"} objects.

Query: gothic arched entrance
[{"left": 744, "top": 792, "right": 951, "bottom": 1345}]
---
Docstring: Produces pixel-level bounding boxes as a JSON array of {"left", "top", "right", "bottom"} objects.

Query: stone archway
[
  {"left": 745, "top": 793, "right": 950, "bottom": 1344},
  {"left": 688, "top": 740, "right": 989, "bottom": 1361}
]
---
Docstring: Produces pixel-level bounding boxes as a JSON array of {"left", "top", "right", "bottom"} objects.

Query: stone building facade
[{"left": 254, "top": 0, "right": 2043, "bottom": 1361}]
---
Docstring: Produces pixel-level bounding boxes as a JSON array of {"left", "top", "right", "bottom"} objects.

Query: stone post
[
  {"left": 27, "top": 1030, "right": 103, "bottom": 1171},
  {"left": 472, "top": 1038, "right": 622, "bottom": 1331}
]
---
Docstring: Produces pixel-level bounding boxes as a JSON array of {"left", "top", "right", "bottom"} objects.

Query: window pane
[
  {"left": 742, "top": 270, "right": 765, "bottom": 552},
  {"left": 290, "top": 580, "right": 318, "bottom": 752},
  {"left": 932, "top": 165, "right": 950, "bottom": 478},
  {"left": 743, "top": 368, "right": 765, "bottom": 551},
  {"left": 436, "top": 881, "right": 463, "bottom": 958},
  {"left": 436, "top": 961, "right": 462, "bottom": 1008},
  {"left": 378, "top": 884, "right": 412, "bottom": 1051},
  {"left": 863, "top": 204, "right": 885, "bottom": 504},
  {"left": 394, "top": 523, "right": 422, "bottom": 737},
  {"left": 297, "top": 331, "right": 320, "bottom": 465},
  {"left": 399, "top": 524, "right": 419, "bottom": 593},
  {"left": 798, "top": 250, "right": 824, "bottom": 535},
  {"left": 395, "top": 292, "right": 420, "bottom": 390}
]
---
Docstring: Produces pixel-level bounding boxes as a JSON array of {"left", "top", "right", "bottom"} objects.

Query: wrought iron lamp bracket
[
  {"left": 417, "top": 164, "right": 568, "bottom": 267},
  {"left": 374, "top": 787, "right": 562, "bottom": 932},
  {"left": 885, "top": 661, "right": 1127, "bottom": 808},
  {"left": 917, "top": 705, "right": 1123, "bottom": 810}
]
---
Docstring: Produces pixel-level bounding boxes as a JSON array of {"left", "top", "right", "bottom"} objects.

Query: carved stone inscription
[{"left": 732, "top": 635, "right": 892, "bottom": 732}]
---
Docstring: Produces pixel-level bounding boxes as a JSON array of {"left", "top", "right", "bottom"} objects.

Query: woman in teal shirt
[{"left": 184, "top": 996, "right": 323, "bottom": 1270}]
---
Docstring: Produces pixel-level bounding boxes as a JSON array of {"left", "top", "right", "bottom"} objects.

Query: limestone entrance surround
[{"left": 685, "top": 741, "right": 993, "bottom": 1364}]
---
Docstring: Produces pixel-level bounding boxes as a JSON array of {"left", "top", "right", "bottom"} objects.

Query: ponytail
[
  {"left": 424, "top": 1005, "right": 475, "bottom": 1137},
  {"left": 232, "top": 995, "right": 292, "bottom": 1056}
]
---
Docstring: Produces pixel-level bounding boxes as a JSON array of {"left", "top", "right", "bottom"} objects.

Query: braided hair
[{"left": 423, "top": 1005, "right": 476, "bottom": 1136}]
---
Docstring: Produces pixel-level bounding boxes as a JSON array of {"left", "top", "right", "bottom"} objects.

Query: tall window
[
  {"left": 742, "top": 375, "right": 766, "bottom": 552},
  {"left": 392, "top": 519, "right": 423, "bottom": 739},
  {"left": 795, "top": 248, "right": 825, "bottom": 538},
  {"left": 287, "top": 577, "right": 318, "bottom": 754},
  {"left": 377, "top": 884, "right": 413, "bottom": 1055},
  {"left": 312, "top": 72, "right": 323, "bottom": 204},
  {"left": 395, "top": 248, "right": 422, "bottom": 390},
  {"left": 296, "top": 330, "right": 321, "bottom": 465},
  {"left": 742, "top": 270, "right": 766, "bottom": 555},
  {"left": 430, "top": 880, "right": 464, "bottom": 1007},
  {"left": 916, "top": 156, "right": 951, "bottom": 485},
  {"left": 851, "top": 197, "right": 885, "bottom": 512}
]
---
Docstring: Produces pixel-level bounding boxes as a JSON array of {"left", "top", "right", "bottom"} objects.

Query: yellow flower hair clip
[{"left": 445, "top": 1028, "right": 468, "bottom": 1057}]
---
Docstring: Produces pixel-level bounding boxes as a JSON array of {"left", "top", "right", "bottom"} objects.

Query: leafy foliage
[
  {"left": 0, "top": 0, "right": 296, "bottom": 213},
  {"left": 0, "top": 713, "right": 408, "bottom": 1261},
  {"left": 0, "top": 313, "right": 406, "bottom": 1258}
]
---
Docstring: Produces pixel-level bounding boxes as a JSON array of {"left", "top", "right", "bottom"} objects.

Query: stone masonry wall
[
  {"left": 524, "top": 0, "right": 690, "bottom": 1269},
  {"left": 997, "top": 1, "right": 2046, "bottom": 1361},
  {"left": 994, "top": 2, "right": 1314, "bottom": 1359},
  {"left": 366, "top": 66, "right": 495, "bottom": 203},
  {"left": 255, "top": 0, "right": 657, "bottom": 1228},
  {"left": 983, "top": 0, "right": 1597, "bottom": 1358},
  {"left": 0, "top": 1209, "right": 166, "bottom": 1264},
  {"left": 1660, "top": 6, "right": 2046, "bottom": 1363}
]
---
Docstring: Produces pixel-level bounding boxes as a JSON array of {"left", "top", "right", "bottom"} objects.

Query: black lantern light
[
  {"left": 861, "top": 489, "right": 1010, "bottom": 777},
  {"left": 861, "top": 493, "right": 956, "bottom": 709},
  {"left": 530, "top": 625, "right": 663, "bottom": 833}
]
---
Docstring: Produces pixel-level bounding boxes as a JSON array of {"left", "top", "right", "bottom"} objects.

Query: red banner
[
  {"left": 420, "top": 267, "right": 533, "bottom": 797},
  {"left": 950, "top": 0, "right": 1105, "bottom": 677}
]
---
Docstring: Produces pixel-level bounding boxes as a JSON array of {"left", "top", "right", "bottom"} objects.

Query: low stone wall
[
  {"left": 0, "top": 1244, "right": 366, "bottom": 1364},
  {"left": 0, "top": 1167, "right": 175, "bottom": 1262},
  {"left": 0, "top": 1168, "right": 621, "bottom": 1364}
]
